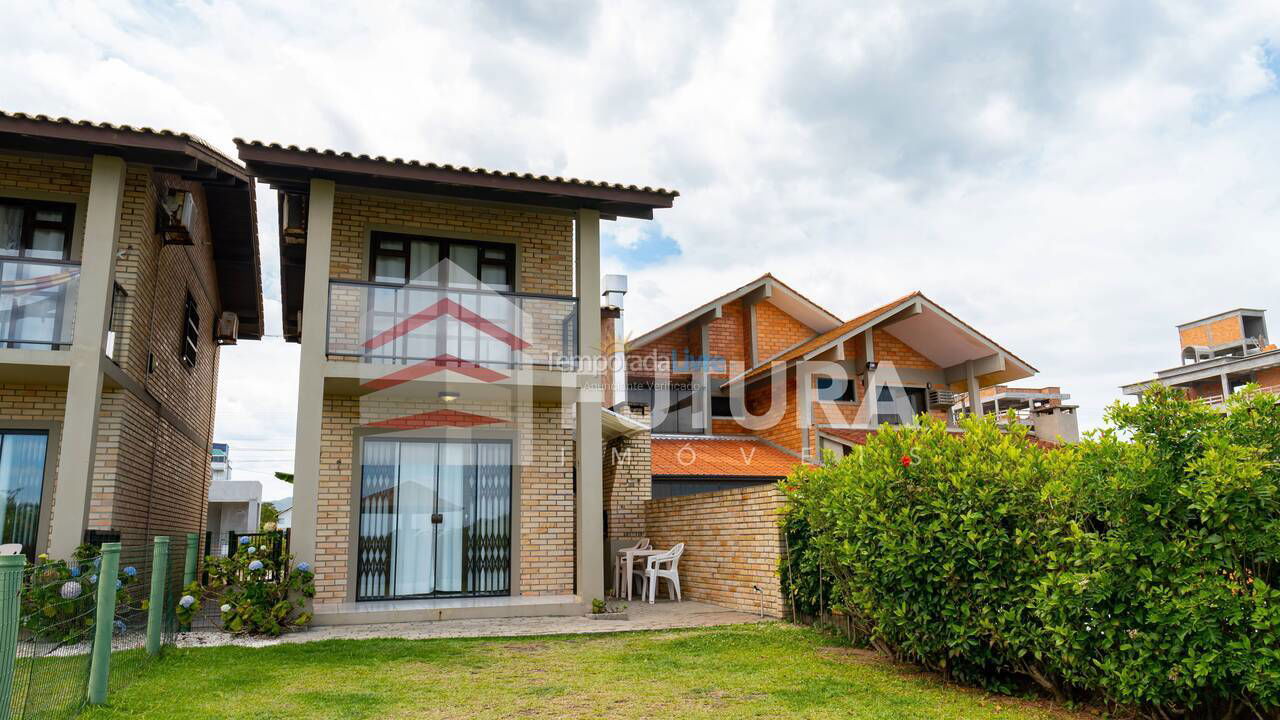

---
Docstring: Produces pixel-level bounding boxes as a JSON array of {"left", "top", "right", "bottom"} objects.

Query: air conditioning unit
[
  {"left": 159, "top": 189, "right": 197, "bottom": 245},
  {"left": 282, "top": 192, "right": 308, "bottom": 244},
  {"left": 928, "top": 389, "right": 957, "bottom": 408},
  {"left": 215, "top": 311, "right": 239, "bottom": 346}
]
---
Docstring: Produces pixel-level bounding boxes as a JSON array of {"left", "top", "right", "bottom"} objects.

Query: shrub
[
  {"left": 1035, "top": 384, "right": 1280, "bottom": 716},
  {"left": 20, "top": 544, "right": 140, "bottom": 643},
  {"left": 197, "top": 534, "right": 314, "bottom": 636},
  {"left": 784, "top": 415, "right": 1071, "bottom": 695},
  {"left": 784, "top": 384, "right": 1280, "bottom": 718}
]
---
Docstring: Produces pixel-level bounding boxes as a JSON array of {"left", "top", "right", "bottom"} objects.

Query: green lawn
[{"left": 79, "top": 624, "right": 1091, "bottom": 719}]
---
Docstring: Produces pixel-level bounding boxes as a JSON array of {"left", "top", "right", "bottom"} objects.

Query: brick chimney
[{"left": 601, "top": 274, "right": 628, "bottom": 409}]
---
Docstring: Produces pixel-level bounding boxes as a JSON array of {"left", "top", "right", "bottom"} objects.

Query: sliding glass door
[
  {"left": 356, "top": 438, "right": 511, "bottom": 601},
  {"left": 0, "top": 430, "right": 49, "bottom": 561}
]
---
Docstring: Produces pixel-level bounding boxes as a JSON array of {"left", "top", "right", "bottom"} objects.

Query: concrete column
[
  {"left": 48, "top": 155, "right": 125, "bottom": 558},
  {"left": 575, "top": 209, "right": 604, "bottom": 603},
  {"left": 1219, "top": 373, "right": 1230, "bottom": 400},
  {"left": 695, "top": 321, "right": 711, "bottom": 432},
  {"left": 290, "top": 179, "right": 336, "bottom": 569},
  {"left": 863, "top": 331, "right": 877, "bottom": 424},
  {"left": 965, "top": 359, "right": 983, "bottom": 418}
]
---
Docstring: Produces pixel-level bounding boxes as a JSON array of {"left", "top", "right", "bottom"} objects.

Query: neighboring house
[
  {"left": 235, "top": 139, "right": 676, "bottom": 623},
  {"left": 211, "top": 441, "right": 231, "bottom": 482},
  {"left": 614, "top": 276, "right": 1042, "bottom": 490},
  {"left": 1122, "top": 308, "right": 1280, "bottom": 405},
  {"left": 0, "top": 112, "right": 264, "bottom": 561},
  {"left": 955, "top": 385, "right": 1080, "bottom": 443},
  {"left": 272, "top": 497, "right": 293, "bottom": 530},
  {"left": 205, "top": 479, "right": 262, "bottom": 556}
]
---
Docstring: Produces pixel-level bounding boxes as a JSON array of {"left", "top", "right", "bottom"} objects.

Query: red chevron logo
[
  {"left": 362, "top": 297, "right": 530, "bottom": 352},
  {"left": 366, "top": 409, "right": 505, "bottom": 431},
  {"left": 360, "top": 355, "right": 509, "bottom": 391}
]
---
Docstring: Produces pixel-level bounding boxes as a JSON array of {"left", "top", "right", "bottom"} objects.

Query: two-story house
[
  {"left": 235, "top": 140, "right": 676, "bottom": 624},
  {"left": 616, "top": 275, "right": 1042, "bottom": 497},
  {"left": 0, "top": 112, "right": 264, "bottom": 560},
  {"left": 1122, "top": 308, "right": 1280, "bottom": 406}
]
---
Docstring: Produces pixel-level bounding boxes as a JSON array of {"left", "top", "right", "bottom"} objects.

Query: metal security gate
[{"left": 356, "top": 439, "right": 511, "bottom": 601}]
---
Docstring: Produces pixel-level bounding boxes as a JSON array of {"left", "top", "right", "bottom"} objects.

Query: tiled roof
[
  {"left": 651, "top": 436, "right": 807, "bottom": 477},
  {"left": 233, "top": 139, "right": 679, "bottom": 197},
  {"left": 735, "top": 292, "right": 922, "bottom": 383},
  {"left": 0, "top": 111, "right": 238, "bottom": 169}
]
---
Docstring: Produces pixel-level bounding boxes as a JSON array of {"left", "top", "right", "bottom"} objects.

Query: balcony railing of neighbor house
[
  {"left": 0, "top": 257, "right": 79, "bottom": 349},
  {"left": 1196, "top": 385, "right": 1280, "bottom": 406},
  {"left": 326, "top": 280, "right": 579, "bottom": 368}
]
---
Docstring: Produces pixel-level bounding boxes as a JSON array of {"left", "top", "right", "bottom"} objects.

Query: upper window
[
  {"left": 630, "top": 380, "right": 700, "bottom": 434},
  {"left": 369, "top": 233, "right": 513, "bottom": 291},
  {"left": 710, "top": 395, "right": 734, "bottom": 418},
  {"left": 0, "top": 198, "right": 74, "bottom": 260},
  {"left": 181, "top": 292, "right": 199, "bottom": 368},
  {"left": 876, "top": 386, "right": 927, "bottom": 425},
  {"left": 816, "top": 376, "right": 857, "bottom": 403}
]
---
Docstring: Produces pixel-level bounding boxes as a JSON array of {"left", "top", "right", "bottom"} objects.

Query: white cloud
[{"left": 3, "top": 0, "right": 1279, "bottom": 438}]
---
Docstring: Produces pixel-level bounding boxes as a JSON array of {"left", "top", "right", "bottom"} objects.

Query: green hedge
[{"left": 782, "top": 384, "right": 1280, "bottom": 717}]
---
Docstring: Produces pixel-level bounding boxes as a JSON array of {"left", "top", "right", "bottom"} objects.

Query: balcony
[
  {"left": 0, "top": 257, "right": 79, "bottom": 350},
  {"left": 326, "top": 280, "right": 579, "bottom": 381}
]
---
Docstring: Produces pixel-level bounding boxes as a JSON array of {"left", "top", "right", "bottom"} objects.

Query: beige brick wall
[
  {"left": 602, "top": 405, "right": 651, "bottom": 541},
  {"left": 644, "top": 484, "right": 786, "bottom": 617},
  {"left": 0, "top": 154, "right": 223, "bottom": 551},
  {"left": 313, "top": 394, "right": 576, "bottom": 604}
]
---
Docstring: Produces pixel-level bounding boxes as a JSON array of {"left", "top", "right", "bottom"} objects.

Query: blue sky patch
[{"left": 602, "top": 222, "right": 681, "bottom": 267}]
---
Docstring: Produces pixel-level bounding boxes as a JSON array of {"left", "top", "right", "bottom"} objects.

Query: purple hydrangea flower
[
  {"left": 296, "top": 562, "right": 311, "bottom": 573},
  {"left": 59, "top": 581, "right": 82, "bottom": 600},
  {"left": 88, "top": 575, "right": 98, "bottom": 585},
  {"left": 248, "top": 560, "right": 264, "bottom": 572},
  {"left": 178, "top": 595, "right": 195, "bottom": 609},
  {"left": 247, "top": 546, "right": 257, "bottom": 555},
  {"left": 69, "top": 567, "right": 81, "bottom": 578},
  {"left": 220, "top": 603, "right": 232, "bottom": 613},
  {"left": 123, "top": 566, "right": 137, "bottom": 577},
  {"left": 115, "top": 579, "right": 122, "bottom": 590},
  {"left": 239, "top": 536, "right": 250, "bottom": 545}
]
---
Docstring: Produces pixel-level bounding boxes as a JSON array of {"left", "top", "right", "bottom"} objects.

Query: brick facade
[
  {"left": 644, "top": 484, "right": 786, "bottom": 617},
  {"left": 0, "top": 153, "right": 226, "bottom": 553},
  {"left": 315, "top": 196, "right": 582, "bottom": 604},
  {"left": 602, "top": 405, "right": 651, "bottom": 542}
]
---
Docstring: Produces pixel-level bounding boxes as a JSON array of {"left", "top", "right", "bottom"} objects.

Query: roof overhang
[
  {"left": 235, "top": 140, "right": 678, "bottom": 221},
  {"left": 630, "top": 274, "right": 841, "bottom": 350},
  {"left": 0, "top": 112, "right": 264, "bottom": 340},
  {"left": 732, "top": 293, "right": 1037, "bottom": 389},
  {"left": 603, "top": 408, "right": 649, "bottom": 441},
  {"left": 1122, "top": 348, "right": 1280, "bottom": 395}
]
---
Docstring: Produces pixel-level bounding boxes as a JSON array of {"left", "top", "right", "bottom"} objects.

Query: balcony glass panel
[
  {"left": 0, "top": 258, "right": 79, "bottom": 349},
  {"left": 327, "top": 280, "right": 578, "bottom": 369}
]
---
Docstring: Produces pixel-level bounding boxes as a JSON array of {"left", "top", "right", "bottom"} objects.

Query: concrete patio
[{"left": 176, "top": 600, "right": 767, "bottom": 648}]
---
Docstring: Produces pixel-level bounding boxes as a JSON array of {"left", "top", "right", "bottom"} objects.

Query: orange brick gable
[
  {"left": 652, "top": 437, "right": 806, "bottom": 477},
  {"left": 755, "top": 299, "right": 817, "bottom": 359}
]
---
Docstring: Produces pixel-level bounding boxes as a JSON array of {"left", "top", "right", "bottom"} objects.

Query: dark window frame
[
  {"left": 180, "top": 291, "right": 199, "bottom": 369},
  {"left": 368, "top": 232, "right": 515, "bottom": 290},
  {"left": 815, "top": 375, "right": 857, "bottom": 403},
  {"left": 710, "top": 395, "right": 734, "bottom": 418},
  {"left": 0, "top": 197, "right": 75, "bottom": 260},
  {"left": 0, "top": 428, "right": 51, "bottom": 562}
]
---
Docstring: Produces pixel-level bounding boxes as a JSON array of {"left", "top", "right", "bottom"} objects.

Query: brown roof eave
[{"left": 235, "top": 140, "right": 678, "bottom": 220}]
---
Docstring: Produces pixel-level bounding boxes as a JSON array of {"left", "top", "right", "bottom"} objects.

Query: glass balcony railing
[
  {"left": 0, "top": 257, "right": 79, "bottom": 350},
  {"left": 326, "top": 280, "right": 578, "bottom": 369}
]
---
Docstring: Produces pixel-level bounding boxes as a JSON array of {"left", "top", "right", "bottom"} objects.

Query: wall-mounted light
[
  {"left": 865, "top": 361, "right": 878, "bottom": 371},
  {"left": 438, "top": 390, "right": 460, "bottom": 403}
]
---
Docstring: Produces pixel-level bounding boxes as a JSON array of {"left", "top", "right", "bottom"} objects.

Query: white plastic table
[{"left": 616, "top": 548, "right": 662, "bottom": 601}]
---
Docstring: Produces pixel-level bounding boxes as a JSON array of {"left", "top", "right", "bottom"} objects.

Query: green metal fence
[{"left": 1, "top": 534, "right": 200, "bottom": 719}]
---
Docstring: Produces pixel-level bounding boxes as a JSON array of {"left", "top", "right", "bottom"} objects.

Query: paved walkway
[{"left": 175, "top": 600, "right": 767, "bottom": 649}]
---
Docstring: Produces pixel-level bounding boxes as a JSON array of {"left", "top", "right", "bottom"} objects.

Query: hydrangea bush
[
  {"left": 186, "top": 533, "right": 314, "bottom": 636},
  {"left": 20, "top": 544, "right": 139, "bottom": 643}
]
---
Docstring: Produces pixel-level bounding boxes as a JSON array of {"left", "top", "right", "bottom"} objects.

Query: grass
[{"left": 78, "top": 624, "right": 1093, "bottom": 719}]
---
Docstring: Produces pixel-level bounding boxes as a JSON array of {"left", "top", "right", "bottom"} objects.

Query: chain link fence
[{"left": 2, "top": 534, "right": 200, "bottom": 720}]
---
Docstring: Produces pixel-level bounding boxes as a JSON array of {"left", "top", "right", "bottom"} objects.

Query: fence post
[
  {"left": 183, "top": 533, "right": 198, "bottom": 588},
  {"left": 146, "top": 536, "right": 169, "bottom": 656},
  {"left": 0, "top": 555, "right": 24, "bottom": 718},
  {"left": 87, "top": 542, "right": 121, "bottom": 705}
]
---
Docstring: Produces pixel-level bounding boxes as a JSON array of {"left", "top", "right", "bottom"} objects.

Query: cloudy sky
[{"left": 4, "top": 1, "right": 1279, "bottom": 500}]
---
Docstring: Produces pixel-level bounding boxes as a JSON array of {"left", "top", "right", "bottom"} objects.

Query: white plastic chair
[
  {"left": 616, "top": 538, "right": 650, "bottom": 599},
  {"left": 0, "top": 544, "right": 22, "bottom": 556},
  {"left": 644, "top": 542, "right": 684, "bottom": 604}
]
